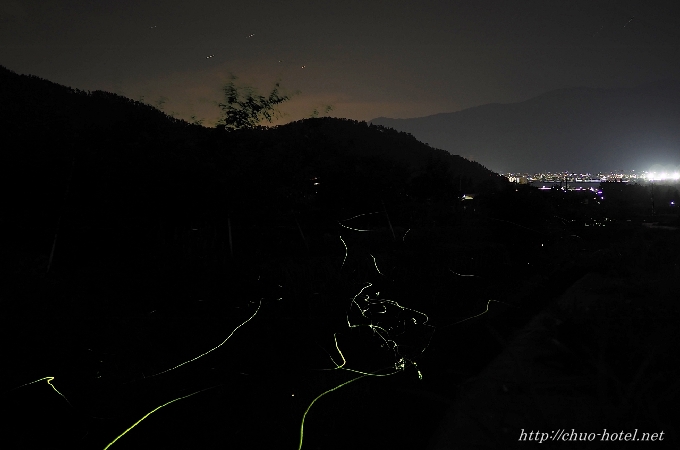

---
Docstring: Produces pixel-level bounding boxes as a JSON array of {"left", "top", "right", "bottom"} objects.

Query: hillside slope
[{"left": 1, "top": 65, "right": 505, "bottom": 312}]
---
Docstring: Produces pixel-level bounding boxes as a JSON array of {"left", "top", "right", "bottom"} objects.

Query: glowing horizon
[{"left": 644, "top": 164, "right": 680, "bottom": 181}]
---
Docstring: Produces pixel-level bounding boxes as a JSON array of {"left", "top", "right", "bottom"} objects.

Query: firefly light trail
[
  {"left": 143, "top": 299, "right": 262, "bottom": 379},
  {"left": 103, "top": 386, "right": 217, "bottom": 450},
  {"left": 6, "top": 207, "right": 512, "bottom": 450},
  {"left": 5, "top": 376, "right": 72, "bottom": 407}
]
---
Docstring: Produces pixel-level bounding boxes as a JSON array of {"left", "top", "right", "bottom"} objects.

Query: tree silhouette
[
  {"left": 310, "top": 104, "right": 333, "bottom": 118},
  {"left": 216, "top": 74, "right": 293, "bottom": 130}
]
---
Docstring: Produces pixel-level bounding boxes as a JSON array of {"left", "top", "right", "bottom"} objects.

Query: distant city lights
[
  {"left": 505, "top": 167, "right": 680, "bottom": 186},
  {"left": 644, "top": 171, "right": 680, "bottom": 181},
  {"left": 644, "top": 164, "right": 680, "bottom": 181}
]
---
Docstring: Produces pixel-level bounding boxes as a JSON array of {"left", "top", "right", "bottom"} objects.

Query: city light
[
  {"left": 644, "top": 171, "right": 680, "bottom": 181},
  {"left": 505, "top": 167, "right": 680, "bottom": 185},
  {"left": 644, "top": 164, "right": 680, "bottom": 181}
]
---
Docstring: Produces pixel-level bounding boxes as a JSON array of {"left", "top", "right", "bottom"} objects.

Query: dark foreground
[{"left": 2, "top": 212, "right": 679, "bottom": 450}]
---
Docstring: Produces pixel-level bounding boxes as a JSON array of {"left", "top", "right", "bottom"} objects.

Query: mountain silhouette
[
  {"left": 371, "top": 81, "right": 680, "bottom": 174},
  {"left": 0, "top": 65, "right": 503, "bottom": 311}
]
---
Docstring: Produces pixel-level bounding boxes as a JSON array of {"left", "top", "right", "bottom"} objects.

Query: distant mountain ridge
[
  {"left": 371, "top": 81, "right": 680, "bottom": 174},
  {"left": 0, "top": 63, "right": 501, "bottom": 192}
]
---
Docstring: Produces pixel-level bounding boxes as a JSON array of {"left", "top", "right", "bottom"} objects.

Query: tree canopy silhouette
[{"left": 217, "top": 75, "right": 293, "bottom": 130}]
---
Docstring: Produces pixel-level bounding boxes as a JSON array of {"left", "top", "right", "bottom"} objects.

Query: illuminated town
[{"left": 505, "top": 169, "right": 680, "bottom": 186}]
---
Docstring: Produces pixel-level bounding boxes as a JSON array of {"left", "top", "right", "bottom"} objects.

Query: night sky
[{"left": 2, "top": 0, "right": 679, "bottom": 126}]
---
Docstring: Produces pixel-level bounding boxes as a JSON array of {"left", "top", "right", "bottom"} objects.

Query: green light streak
[
  {"left": 441, "top": 299, "right": 514, "bottom": 329},
  {"left": 6, "top": 376, "right": 72, "bottom": 407},
  {"left": 298, "top": 373, "right": 368, "bottom": 450},
  {"left": 302, "top": 308, "right": 405, "bottom": 449},
  {"left": 339, "top": 236, "right": 348, "bottom": 271},
  {"left": 369, "top": 253, "right": 384, "bottom": 276},
  {"left": 146, "top": 299, "right": 261, "bottom": 379},
  {"left": 103, "top": 386, "right": 215, "bottom": 450}
]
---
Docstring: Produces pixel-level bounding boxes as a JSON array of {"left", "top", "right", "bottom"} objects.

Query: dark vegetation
[{"left": 1, "top": 65, "right": 679, "bottom": 449}]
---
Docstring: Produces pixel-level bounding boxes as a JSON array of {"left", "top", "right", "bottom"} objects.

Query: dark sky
[{"left": 2, "top": 0, "right": 679, "bottom": 126}]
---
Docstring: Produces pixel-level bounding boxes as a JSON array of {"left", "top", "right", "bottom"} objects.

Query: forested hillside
[{"left": 1, "top": 65, "right": 505, "bottom": 315}]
